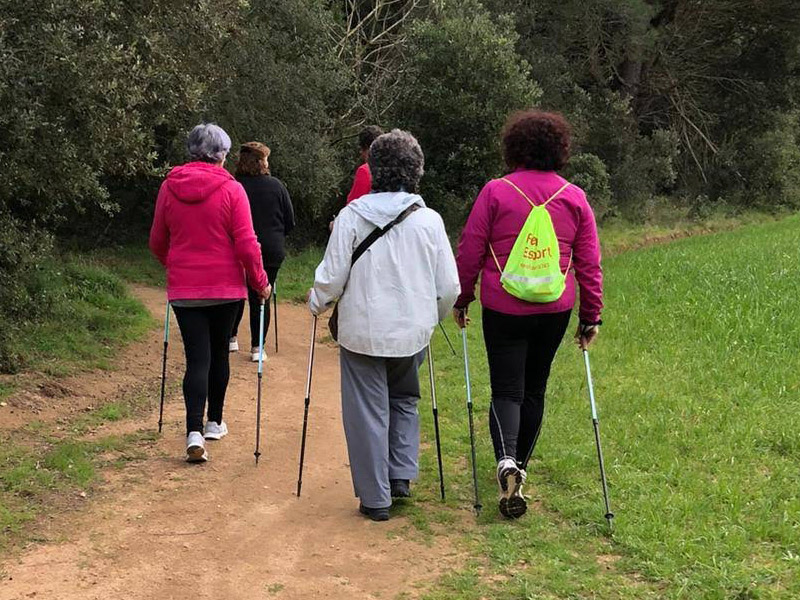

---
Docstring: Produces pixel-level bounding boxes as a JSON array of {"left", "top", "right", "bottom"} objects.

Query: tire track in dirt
[{"left": 0, "top": 285, "right": 458, "bottom": 600}]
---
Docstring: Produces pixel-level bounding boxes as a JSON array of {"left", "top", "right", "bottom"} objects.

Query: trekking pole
[
  {"left": 427, "top": 345, "right": 446, "bottom": 500},
  {"left": 273, "top": 282, "right": 279, "bottom": 353},
  {"left": 460, "top": 324, "right": 482, "bottom": 515},
  {"left": 158, "top": 301, "right": 170, "bottom": 434},
  {"left": 254, "top": 300, "right": 266, "bottom": 465},
  {"left": 438, "top": 323, "right": 457, "bottom": 357},
  {"left": 296, "top": 315, "right": 318, "bottom": 497},
  {"left": 582, "top": 349, "right": 614, "bottom": 529}
]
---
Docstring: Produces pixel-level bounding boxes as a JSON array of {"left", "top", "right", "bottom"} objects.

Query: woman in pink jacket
[
  {"left": 454, "top": 111, "right": 603, "bottom": 518},
  {"left": 150, "top": 123, "right": 270, "bottom": 463}
]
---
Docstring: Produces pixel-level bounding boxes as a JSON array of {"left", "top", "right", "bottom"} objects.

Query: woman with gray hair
[
  {"left": 309, "top": 129, "right": 460, "bottom": 521},
  {"left": 150, "top": 123, "right": 271, "bottom": 463}
]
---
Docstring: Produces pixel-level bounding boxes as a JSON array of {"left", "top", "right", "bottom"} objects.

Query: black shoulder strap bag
[{"left": 329, "top": 204, "right": 420, "bottom": 342}]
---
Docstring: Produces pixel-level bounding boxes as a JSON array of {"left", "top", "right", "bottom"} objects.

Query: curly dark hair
[
  {"left": 501, "top": 110, "right": 571, "bottom": 171},
  {"left": 368, "top": 129, "right": 424, "bottom": 193},
  {"left": 235, "top": 142, "right": 271, "bottom": 177},
  {"left": 358, "top": 125, "right": 384, "bottom": 152}
]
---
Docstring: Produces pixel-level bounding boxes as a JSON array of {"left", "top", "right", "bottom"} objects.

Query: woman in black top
[{"left": 230, "top": 142, "right": 295, "bottom": 360}]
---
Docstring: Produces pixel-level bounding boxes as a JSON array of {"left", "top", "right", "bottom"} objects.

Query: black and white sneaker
[{"left": 497, "top": 458, "right": 527, "bottom": 519}]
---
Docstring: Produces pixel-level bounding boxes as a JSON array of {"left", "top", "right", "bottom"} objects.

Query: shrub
[
  {"left": 563, "top": 153, "right": 614, "bottom": 220},
  {"left": 391, "top": 5, "right": 541, "bottom": 228},
  {"left": 715, "top": 111, "right": 800, "bottom": 210}
]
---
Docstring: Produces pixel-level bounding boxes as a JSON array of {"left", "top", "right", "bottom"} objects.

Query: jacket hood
[
  {"left": 165, "top": 162, "right": 234, "bottom": 204},
  {"left": 348, "top": 191, "right": 425, "bottom": 228}
]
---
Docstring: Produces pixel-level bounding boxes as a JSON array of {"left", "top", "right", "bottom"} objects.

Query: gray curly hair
[
  {"left": 368, "top": 129, "right": 425, "bottom": 193},
  {"left": 186, "top": 123, "right": 231, "bottom": 163}
]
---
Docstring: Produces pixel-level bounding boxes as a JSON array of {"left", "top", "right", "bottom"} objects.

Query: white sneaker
[
  {"left": 204, "top": 421, "right": 228, "bottom": 440},
  {"left": 229, "top": 338, "right": 239, "bottom": 352},
  {"left": 251, "top": 347, "right": 267, "bottom": 363},
  {"left": 186, "top": 431, "right": 208, "bottom": 463},
  {"left": 496, "top": 457, "right": 527, "bottom": 519}
]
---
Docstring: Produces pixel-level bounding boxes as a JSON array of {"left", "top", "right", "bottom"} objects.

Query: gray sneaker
[{"left": 204, "top": 421, "right": 228, "bottom": 440}]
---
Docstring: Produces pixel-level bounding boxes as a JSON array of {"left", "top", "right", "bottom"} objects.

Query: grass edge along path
[
  {"left": 0, "top": 255, "right": 154, "bottom": 378},
  {"left": 0, "top": 256, "right": 158, "bottom": 558},
  {"left": 0, "top": 390, "right": 162, "bottom": 557}
]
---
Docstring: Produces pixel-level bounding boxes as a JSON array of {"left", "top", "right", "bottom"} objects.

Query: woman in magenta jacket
[
  {"left": 454, "top": 110, "right": 603, "bottom": 518},
  {"left": 150, "top": 123, "right": 270, "bottom": 463}
]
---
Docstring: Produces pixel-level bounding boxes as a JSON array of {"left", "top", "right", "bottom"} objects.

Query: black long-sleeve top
[{"left": 236, "top": 175, "right": 295, "bottom": 267}]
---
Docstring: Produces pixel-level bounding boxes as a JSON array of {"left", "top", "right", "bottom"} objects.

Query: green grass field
[{"left": 411, "top": 215, "right": 800, "bottom": 599}]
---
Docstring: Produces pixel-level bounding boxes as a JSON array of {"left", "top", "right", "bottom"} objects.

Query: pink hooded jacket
[
  {"left": 149, "top": 162, "right": 268, "bottom": 301},
  {"left": 455, "top": 169, "right": 603, "bottom": 323}
]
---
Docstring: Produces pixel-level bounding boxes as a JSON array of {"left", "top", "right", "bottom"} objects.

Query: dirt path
[{"left": 0, "top": 286, "right": 456, "bottom": 600}]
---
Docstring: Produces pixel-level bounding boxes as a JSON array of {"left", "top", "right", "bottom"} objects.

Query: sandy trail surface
[{"left": 0, "top": 286, "right": 457, "bottom": 600}]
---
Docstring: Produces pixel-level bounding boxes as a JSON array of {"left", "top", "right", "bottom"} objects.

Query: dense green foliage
[
  {"left": 487, "top": 0, "right": 800, "bottom": 218},
  {"left": 391, "top": 4, "right": 541, "bottom": 225},
  {"left": 414, "top": 217, "right": 800, "bottom": 598},
  {"left": 1, "top": 0, "right": 799, "bottom": 370}
]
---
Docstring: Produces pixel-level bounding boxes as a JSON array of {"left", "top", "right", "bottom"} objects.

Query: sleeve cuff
[
  {"left": 579, "top": 318, "right": 603, "bottom": 327},
  {"left": 454, "top": 294, "right": 474, "bottom": 310},
  {"left": 308, "top": 288, "right": 329, "bottom": 316}
]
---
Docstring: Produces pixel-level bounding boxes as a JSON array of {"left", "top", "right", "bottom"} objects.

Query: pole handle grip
[
  {"left": 163, "top": 302, "right": 171, "bottom": 342},
  {"left": 257, "top": 301, "right": 266, "bottom": 374}
]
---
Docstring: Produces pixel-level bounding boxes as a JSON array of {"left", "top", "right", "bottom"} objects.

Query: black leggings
[
  {"left": 231, "top": 266, "right": 279, "bottom": 349},
  {"left": 173, "top": 302, "right": 240, "bottom": 434},
  {"left": 482, "top": 307, "right": 571, "bottom": 469}
]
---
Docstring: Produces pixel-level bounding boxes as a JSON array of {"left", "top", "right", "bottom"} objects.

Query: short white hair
[{"left": 186, "top": 123, "right": 231, "bottom": 163}]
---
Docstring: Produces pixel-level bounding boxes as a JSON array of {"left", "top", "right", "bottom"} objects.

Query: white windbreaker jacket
[{"left": 309, "top": 191, "right": 460, "bottom": 357}]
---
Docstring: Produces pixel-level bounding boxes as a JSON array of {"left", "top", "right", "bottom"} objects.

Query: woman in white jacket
[{"left": 309, "top": 130, "right": 460, "bottom": 521}]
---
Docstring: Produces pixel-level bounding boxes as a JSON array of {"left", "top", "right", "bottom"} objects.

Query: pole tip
[{"left": 254, "top": 451, "right": 261, "bottom": 465}]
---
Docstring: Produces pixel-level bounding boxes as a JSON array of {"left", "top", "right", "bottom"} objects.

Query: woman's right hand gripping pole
[{"left": 453, "top": 307, "right": 470, "bottom": 329}]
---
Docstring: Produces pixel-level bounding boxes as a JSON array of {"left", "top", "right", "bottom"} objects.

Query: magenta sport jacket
[
  {"left": 455, "top": 169, "right": 603, "bottom": 324},
  {"left": 149, "top": 162, "right": 268, "bottom": 302}
]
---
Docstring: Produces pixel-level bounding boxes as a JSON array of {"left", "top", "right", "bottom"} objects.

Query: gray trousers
[{"left": 340, "top": 347, "right": 426, "bottom": 509}]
